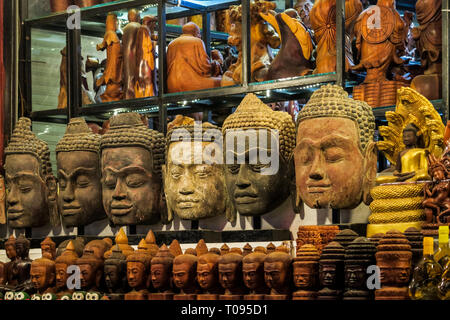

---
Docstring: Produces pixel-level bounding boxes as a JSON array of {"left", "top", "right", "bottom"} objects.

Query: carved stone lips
[
  {"left": 177, "top": 199, "right": 200, "bottom": 209},
  {"left": 110, "top": 203, "right": 133, "bottom": 216},
  {"left": 7, "top": 209, "right": 24, "bottom": 220},
  {"left": 234, "top": 192, "right": 258, "bottom": 204},
  {"left": 307, "top": 183, "right": 331, "bottom": 193},
  {"left": 62, "top": 205, "right": 81, "bottom": 216}
]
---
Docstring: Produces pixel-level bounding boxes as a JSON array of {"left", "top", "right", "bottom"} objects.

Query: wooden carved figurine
[
  {"left": 243, "top": 252, "right": 269, "bottom": 300},
  {"left": 334, "top": 229, "right": 359, "bottom": 249},
  {"left": 173, "top": 254, "right": 200, "bottom": 300},
  {"left": 295, "top": 85, "right": 377, "bottom": 210},
  {"left": 11, "top": 235, "right": 33, "bottom": 293},
  {"left": 122, "top": 9, "right": 141, "bottom": 100},
  {"left": 197, "top": 253, "right": 223, "bottom": 300},
  {"left": 294, "top": 0, "right": 313, "bottom": 30},
  {"left": 352, "top": 0, "right": 408, "bottom": 107},
  {"left": 375, "top": 230, "right": 412, "bottom": 300},
  {"left": 293, "top": 244, "right": 320, "bottom": 300},
  {"left": 96, "top": 13, "right": 123, "bottom": 102},
  {"left": 317, "top": 242, "right": 345, "bottom": 300},
  {"left": 296, "top": 226, "right": 340, "bottom": 255},
  {"left": 125, "top": 251, "right": 151, "bottom": 300},
  {"left": 4, "top": 117, "right": 60, "bottom": 228},
  {"left": 30, "top": 258, "right": 56, "bottom": 296},
  {"left": 222, "top": 94, "right": 295, "bottom": 216},
  {"left": 4, "top": 235, "right": 17, "bottom": 288},
  {"left": 104, "top": 228, "right": 134, "bottom": 259},
  {"left": 167, "top": 22, "right": 222, "bottom": 93},
  {"left": 40, "top": 237, "right": 56, "bottom": 261},
  {"left": 264, "top": 251, "right": 292, "bottom": 300},
  {"left": 411, "top": 0, "right": 442, "bottom": 100},
  {"left": 218, "top": 253, "right": 247, "bottom": 300},
  {"left": 368, "top": 87, "right": 445, "bottom": 236},
  {"left": 149, "top": 244, "right": 175, "bottom": 300},
  {"left": 84, "top": 239, "right": 112, "bottom": 261},
  {"left": 104, "top": 245, "right": 128, "bottom": 299},
  {"left": 310, "top": 0, "right": 363, "bottom": 74},
  {"left": 260, "top": 9, "right": 314, "bottom": 80},
  {"left": 54, "top": 241, "right": 79, "bottom": 299},
  {"left": 75, "top": 250, "right": 104, "bottom": 293},
  {"left": 403, "top": 227, "right": 423, "bottom": 267}
]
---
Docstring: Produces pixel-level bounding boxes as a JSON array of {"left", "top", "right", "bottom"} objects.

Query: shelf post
[
  {"left": 158, "top": 0, "right": 167, "bottom": 135},
  {"left": 19, "top": 18, "right": 32, "bottom": 118},
  {"left": 241, "top": 0, "right": 251, "bottom": 87},
  {"left": 67, "top": 15, "right": 82, "bottom": 121},
  {"left": 443, "top": 0, "right": 449, "bottom": 122},
  {"left": 336, "top": 0, "right": 345, "bottom": 87},
  {"left": 202, "top": 12, "right": 211, "bottom": 57}
]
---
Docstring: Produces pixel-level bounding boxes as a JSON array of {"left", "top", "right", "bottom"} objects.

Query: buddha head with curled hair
[
  {"left": 100, "top": 112, "right": 165, "bottom": 226},
  {"left": 294, "top": 84, "right": 377, "bottom": 209}
]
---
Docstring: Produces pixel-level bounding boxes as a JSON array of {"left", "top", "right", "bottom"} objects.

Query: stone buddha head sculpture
[
  {"left": 295, "top": 85, "right": 377, "bottom": 209},
  {"left": 40, "top": 237, "right": 56, "bottom": 260},
  {"left": 100, "top": 112, "right": 165, "bottom": 226},
  {"left": 222, "top": 94, "right": 296, "bottom": 216},
  {"left": 76, "top": 250, "right": 104, "bottom": 291},
  {"left": 173, "top": 254, "right": 199, "bottom": 294},
  {"left": 218, "top": 253, "right": 246, "bottom": 295},
  {"left": 151, "top": 244, "right": 174, "bottom": 293},
  {"left": 242, "top": 252, "right": 268, "bottom": 294},
  {"left": 54, "top": 241, "right": 79, "bottom": 292},
  {"left": 318, "top": 242, "right": 345, "bottom": 294},
  {"left": 264, "top": 251, "right": 292, "bottom": 296},
  {"left": 104, "top": 245, "right": 127, "bottom": 293},
  {"left": 344, "top": 237, "right": 376, "bottom": 300},
  {"left": 293, "top": 244, "right": 320, "bottom": 292},
  {"left": 164, "top": 118, "right": 235, "bottom": 222},
  {"left": 126, "top": 251, "right": 151, "bottom": 291},
  {"left": 4, "top": 117, "right": 59, "bottom": 228},
  {"left": 30, "top": 258, "right": 56, "bottom": 294},
  {"left": 197, "top": 253, "right": 222, "bottom": 294},
  {"left": 56, "top": 117, "right": 106, "bottom": 227}
]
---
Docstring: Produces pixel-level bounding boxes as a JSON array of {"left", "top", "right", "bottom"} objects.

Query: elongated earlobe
[{"left": 362, "top": 142, "right": 378, "bottom": 205}]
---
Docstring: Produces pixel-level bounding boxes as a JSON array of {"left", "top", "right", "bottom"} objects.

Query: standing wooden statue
[
  {"left": 122, "top": 9, "right": 141, "bottom": 100},
  {"left": 135, "top": 15, "right": 157, "bottom": 98},
  {"left": 352, "top": 0, "right": 408, "bottom": 108},
  {"left": 96, "top": 13, "right": 123, "bottom": 102}
]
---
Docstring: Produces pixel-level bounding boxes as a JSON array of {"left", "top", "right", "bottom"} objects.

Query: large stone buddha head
[
  {"left": 4, "top": 117, "right": 59, "bottom": 228},
  {"left": 222, "top": 94, "right": 296, "bottom": 216},
  {"left": 100, "top": 112, "right": 165, "bottom": 226},
  {"left": 295, "top": 85, "right": 377, "bottom": 209},
  {"left": 164, "top": 117, "right": 235, "bottom": 222},
  {"left": 56, "top": 118, "right": 106, "bottom": 227}
]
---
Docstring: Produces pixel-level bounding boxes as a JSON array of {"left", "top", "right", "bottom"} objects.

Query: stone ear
[
  {"left": 288, "top": 154, "right": 302, "bottom": 213},
  {"left": 161, "top": 165, "right": 173, "bottom": 224},
  {"left": 45, "top": 175, "right": 61, "bottom": 227},
  {"left": 362, "top": 142, "right": 378, "bottom": 205}
]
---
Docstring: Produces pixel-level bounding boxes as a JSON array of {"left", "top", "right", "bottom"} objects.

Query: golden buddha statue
[{"left": 368, "top": 87, "right": 445, "bottom": 236}]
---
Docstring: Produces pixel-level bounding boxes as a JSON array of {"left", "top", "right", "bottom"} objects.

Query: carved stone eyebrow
[{"left": 58, "top": 167, "right": 97, "bottom": 180}]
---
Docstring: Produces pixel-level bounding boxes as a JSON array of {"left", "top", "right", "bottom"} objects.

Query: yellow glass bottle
[
  {"left": 434, "top": 226, "right": 450, "bottom": 268},
  {"left": 438, "top": 260, "right": 450, "bottom": 300},
  {"left": 408, "top": 237, "right": 443, "bottom": 300}
]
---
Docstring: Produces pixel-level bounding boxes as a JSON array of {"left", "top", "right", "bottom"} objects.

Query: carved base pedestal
[
  {"left": 219, "top": 295, "right": 243, "bottom": 300},
  {"left": 367, "top": 221, "right": 424, "bottom": 238},
  {"left": 104, "top": 293, "right": 124, "bottom": 300},
  {"left": 421, "top": 223, "right": 450, "bottom": 236},
  {"left": 375, "top": 287, "right": 409, "bottom": 300},
  {"left": 343, "top": 290, "right": 371, "bottom": 300},
  {"left": 197, "top": 294, "right": 219, "bottom": 300},
  {"left": 244, "top": 294, "right": 265, "bottom": 300},
  {"left": 353, "top": 80, "right": 409, "bottom": 108},
  {"left": 264, "top": 294, "right": 289, "bottom": 300},
  {"left": 292, "top": 291, "right": 317, "bottom": 300},
  {"left": 149, "top": 293, "right": 174, "bottom": 300},
  {"left": 125, "top": 291, "right": 148, "bottom": 300},
  {"left": 174, "top": 294, "right": 197, "bottom": 300}
]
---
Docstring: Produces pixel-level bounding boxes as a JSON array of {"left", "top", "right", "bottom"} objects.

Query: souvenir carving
[
  {"left": 293, "top": 244, "right": 320, "bottom": 300},
  {"left": 5, "top": 117, "right": 59, "bottom": 228},
  {"left": 294, "top": 0, "right": 313, "bottom": 30},
  {"left": 40, "top": 237, "right": 56, "bottom": 260},
  {"left": 170, "top": 239, "right": 183, "bottom": 257},
  {"left": 12, "top": 235, "right": 33, "bottom": 292},
  {"left": 210, "top": 248, "right": 221, "bottom": 255},
  {"left": 310, "top": 0, "right": 363, "bottom": 74},
  {"left": 242, "top": 252, "right": 268, "bottom": 300},
  {"left": 122, "top": 9, "right": 141, "bottom": 100},
  {"left": 222, "top": 94, "right": 295, "bottom": 216},
  {"left": 149, "top": 244, "right": 175, "bottom": 300},
  {"left": 368, "top": 87, "right": 445, "bottom": 236},
  {"left": 104, "top": 228, "right": 134, "bottom": 259},
  {"left": 56, "top": 117, "right": 106, "bottom": 227},
  {"left": 375, "top": 230, "right": 412, "bottom": 300},
  {"left": 352, "top": 0, "right": 408, "bottom": 108},
  {"left": 218, "top": 253, "right": 247, "bottom": 300},
  {"left": 264, "top": 251, "right": 292, "bottom": 300},
  {"left": 403, "top": 227, "right": 423, "bottom": 267},
  {"left": 100, "top": 112, "right": 165, "bottom": 226},
  {"left": 411, "top": 0, "right": 442, "bottom": 100},
  {"left": 96, "top": 13, "right": 124, "bottom": 102},
  {"left": 173, "top": 254, "right": 200, "bottom": 300},
  {"left": 54, "top": 241, "right": 78, "bottom": 298},
  {"left": 0, "top": 262, "right": 5, "bottom": 285},
  {"left": 254, "top": 247, "right": 267, "bottom": 254},
  {"left": 185, "top": 248, "right": 197, "bottom": 256},
  {"left": 221, "top": 0, "right": 280, "bottom": 85},
  {"left": 30, "top": 258, "right": 56, "bottom": 295},
  {"left": 0, "top": 175, "right": 6, "bottom": 224},
  {"left": 266, "top": 243, "right": 276, "bottom": 254},
  {"left": 84, "top": 239, "right": 112, "bottom": 261},
  {"left": 295, "top": 85, "right": 377, "bottom": 209},
  {"left": 164, "top": 118, "right": 234, "bottom": 222},
  {"left": 296, "top": 226, "right": 340, "bottom": 255},
  {"left": 242, "top": 244, "right": 253, "bottom": 257},
  {"left": 167, "top": 22, "right": 222, "bottom": 93},
  {"left": 56, "top": 237, "right": 85, "bottom": 258},
  {"left": 135, "top": 15, "right": 158, "bottom": 98},
  {"left": 220, "top": 244, "right": 230, "bottom": 256},
  {"left": 260, "top": 9, "right": 313, "bottom": 80},
  {"left": 317, "top": 241, "right": 345, "bottom": 300},
  {"left": 197, "top": 253, "right": 223, "bottom": 300},
  {"left": 343, "top": 237, "right": 376, "bottom": 300},
  {"left": 104, "top": 245, "right": 127, "bottom": 299},
  {"left": 125, "top": 251, "right": 151, "bottom": 300},
  {"left": 76, "top": 250, "right": 103, "bottom": 292},
  {"left": 196, "top": 240, "right": 209, "bottom": 257},
  {"left": 334, "top": 229, "right": 359, "bottom": 249},
  {"left": 139, "top": 230, "right": 159, "bottom": 257},
  {"left": 4, "top": 236, "right": 17, "bottom": 287},
  {"left": 369, "top": 233, "right": 385, "bottom": 246}
]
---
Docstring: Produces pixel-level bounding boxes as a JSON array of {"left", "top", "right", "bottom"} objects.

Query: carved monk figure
[
  {"left": 167, "top": 22, "right": 222, "bottom": 93},
  {"left": 173, "top": 254, "right": 200, "bottom": 300},
  {"left": 122, "top": 9, "right": 141, "bottom": 100},
  {"left": 218, "top": 253, "right": 247, "bottom": 299},
  {"left": 96, "top": 13, "right": 123, "bottom": 102},
  {"left": 56, "top": 118, "right": 106, "bottom": 227},
  {"left": 100, "top": 112, "right": 165, "bottom": 226},
  {"left": 294, "top": 85, "right": 377, "bottom": 209},
  {"left": 222, "top": 94, "right": 296, "bottom": 216},
  {"left": 4, "top": 117, "right": 59, "bottom": 228},
  {"left": 293, "top": 244, "right": 320, "bottom": 300},
  {"left": 125, "top": 251, "right": 151, "bottom": 300},
  {"left": 4, "top": 235, "right": 17, "bottom": 287},
  {"left": 264, "top": 251, "right": 292, "bottom": 300},
  {"left": 150, "top": 244, "right": 174, "bottom": 295},
  {"left": 164, "top": 118, "right": 234, "bottom": 222},
  {"left": 30, "top": 258, "right": 56, "bottom": 295},
  {"left": 54, "top": 241, "right": 79, "bottom": 298},
  {"left": 197, "top": 253, "right": 223, "bottom": 298},
  {"left": 243, "top": 252, "right": 269, "bottom": 299},
  {"left": 104, "top": 245, "right": 127, "bottom": 296},
  {"left": 76, "top": 250, "right": 104, "bottom": 292},
  {"left": 12, "top": 235, "right": 33, "bottom": 290},
  {"left": 40, "top": 237, "right": 56, "bottom": 260}
]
